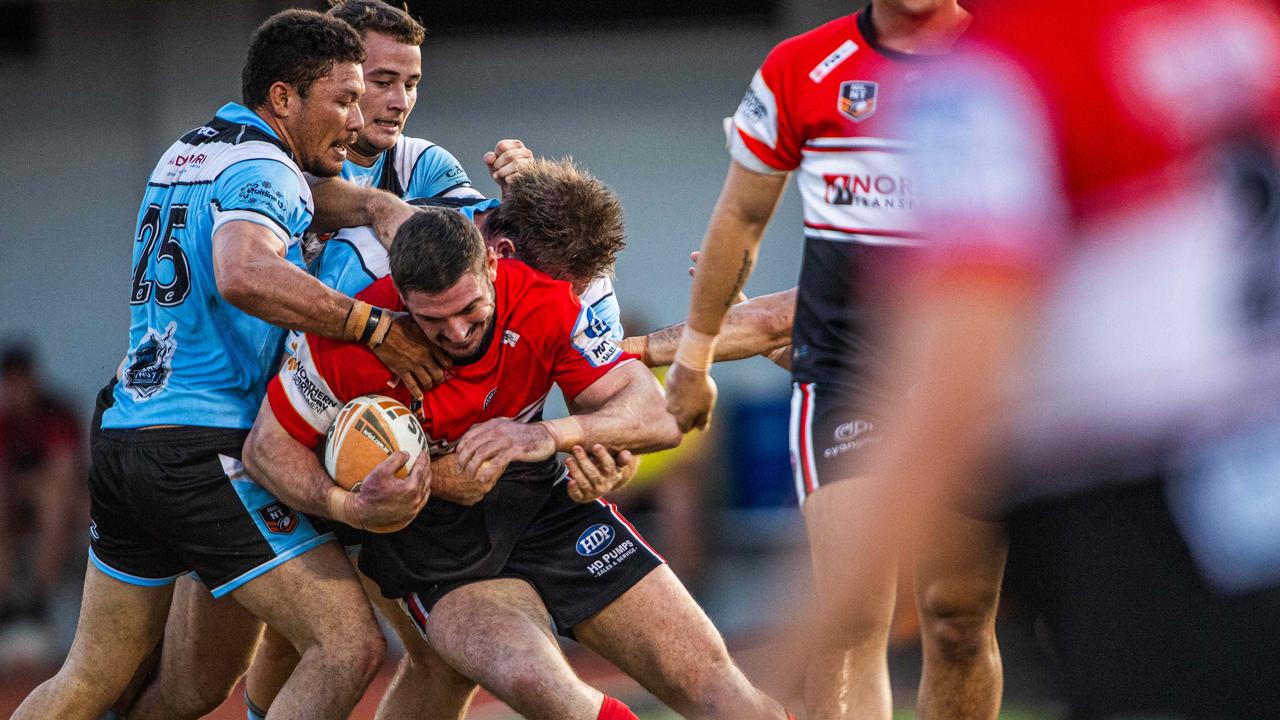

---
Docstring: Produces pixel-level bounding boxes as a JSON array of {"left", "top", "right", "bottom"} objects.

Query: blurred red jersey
[
  {"left": 906, "top": 0, "right": 1280, "bottom": 470},
  {"left": 267, "top": 259, "right": 634, "bottom": 453}
]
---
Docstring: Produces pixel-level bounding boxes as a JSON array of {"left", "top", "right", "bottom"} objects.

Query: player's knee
[
  {"left": 919, "top": 586, "right": 998, "bottom": 663},
  {"left": 399, "top": 646, "right": 477, "bottom": 696},
  {"left": 315, "top": 624, "right": 385, "bottom": 687},
  {"left": 671, "top": 654, "right": 757, "bottom": 718}
]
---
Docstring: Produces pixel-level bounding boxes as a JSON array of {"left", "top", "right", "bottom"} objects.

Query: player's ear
[
  {"left": 485, "top": 247, "right": 499, "bottom": 282},
  {"left": 493, "top": 237, "right": 517, "bottom": 259},
  {"left": 267, "top": 81, "right": 294, "bottom": 118}
]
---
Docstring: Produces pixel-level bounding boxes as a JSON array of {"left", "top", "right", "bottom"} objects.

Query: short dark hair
[
  {"left": 241, "top": 9, "right": 366, "bottom": 109},
  {"left": 328, "top": 0, "right": 426, "bottom": 45},
  {"left": 390, "top": 208, "right": 487, "bottom": 295},
  {"left": 481, "top": 157, "right": 626, "bottom": 283}
]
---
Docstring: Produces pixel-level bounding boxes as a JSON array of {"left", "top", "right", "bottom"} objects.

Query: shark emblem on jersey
[
  {"left": 123, "top": 322, "right": 177, "bottom": 400},
  {"left": 839, "top": 81, "right": 878, "bottom": 122}
]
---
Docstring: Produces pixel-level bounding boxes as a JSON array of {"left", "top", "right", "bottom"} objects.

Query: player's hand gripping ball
[{"left": 324, "top": 395, "right": 427, "bottom": 491}]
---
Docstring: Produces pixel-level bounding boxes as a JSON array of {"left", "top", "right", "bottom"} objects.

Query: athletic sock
[
  {"left": 244, "top": 691, "right": 268, "bottom": 720},
  {"left": 596, "top": 694, "right": 639, "bottom": 720}
]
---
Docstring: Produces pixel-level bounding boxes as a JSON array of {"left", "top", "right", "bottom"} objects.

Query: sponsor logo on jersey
[
  {"left": 237, "top": 179, "right": 289, "bottom": 215},
  {"left": 123, "top": 322, "right": 177, "bottom": 400},
  {"left": 576, "top": 523, "right": 616, "bottom": 556},
  {"left": 810, "top": 39, "right": 859, "bottom": 83},
  {"left": 739, "top": 87, "right": 769, "bottom": 123},
  {"left": 88, "top": 520, "right": 99, "bottom": 542},
  {"left": 822, "top": 173, "right": 915, "bottom": 209},
  {"left": 445, "top": 165, "right": 466, "bottom": 179},
  {"left": 503, "top": 330, "right": 520, "bottom": 347},
  {"left": 573, "top": 308, "right": 625, "bottom": 368},
  {"left": 288, "top": 358, "right": 339, "bottom": 416},
  {"left": 169, "top": 152, "right": 207, "bottom": 168},
  {"left": 483, "top": 387, "right": 497, "bottom": 411},
  {"left": 258, "top": 502, "right": 299, "bottom": 535},
  {"left": 838, "top": 80, "right": 878, "bottom": 122}
]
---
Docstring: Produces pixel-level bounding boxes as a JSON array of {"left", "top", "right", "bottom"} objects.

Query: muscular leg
[
  {"left": 127, "top": 574, "right": 264, "bottom": 720},
  {"left": 424, "top": 578, "right": 601, "bottom": 720},
  {"left": 230, "top": 541, "right": 385, "bottom": 720},
  {"left": 366, "top": 573, "right": 478, "bottom": 720},
  {"left": 802, "top": 479, "right": 898, "bottom": 720},
  {"left": 11, "top": 563, "right": 172, "bottom": 720},
  {"left": 914, "top": 511, "right": 1007, "bottom": 720},
  {"left": 244, "top": 624, "right": 298, "bottom": 715},
  {"left": 573, "top": 565, "right": 787, "bottom": 720}
]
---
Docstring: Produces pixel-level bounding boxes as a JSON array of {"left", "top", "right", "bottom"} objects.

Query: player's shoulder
[
  {"left": 764, "top": 13, "right": 859, "bottom": 71},
  {"left": 497, "top": 259, "right": 579, "bottom": 325},
  {"left": 356, "top": 274, "right": 405, "bottom": 311},
  {"left": 152, "top": 103, "right": 302, "bottom": 189},
  {"left": 396, "top": 134, "right": 438, "bottom": 161}
]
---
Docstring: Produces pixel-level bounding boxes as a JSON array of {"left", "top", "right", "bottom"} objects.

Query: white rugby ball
[{"left": 324, "top": 395, "right": 427, "bottom": 491}]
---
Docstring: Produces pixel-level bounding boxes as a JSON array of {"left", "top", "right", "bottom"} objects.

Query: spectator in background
[{"left": 0, "top": 344, "right": 84, "bottom": 633}]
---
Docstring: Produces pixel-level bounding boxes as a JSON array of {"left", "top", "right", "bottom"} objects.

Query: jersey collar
[
  {"left": 214, "top": 102, "right": 287, "bottom": 144},
  {"left": 856, "top": 6, "right": 935, "bottom": 63}
]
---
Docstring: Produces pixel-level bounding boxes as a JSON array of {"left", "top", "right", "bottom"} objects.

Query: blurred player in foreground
[
  {"left": 843, "top": 0, "right": 1280, "bottom": 717},
  {"left": 252, "top": 208, "right": 793, "bottom": 720},
  {"left": 118, "top": 3, "right": 533, "bottom": 717},
  {"left": 12, "top": 10, "right": 447, "bottom": 720},
  {"left": 665, "top": 2, "right": 1004, "bottom": 718}
]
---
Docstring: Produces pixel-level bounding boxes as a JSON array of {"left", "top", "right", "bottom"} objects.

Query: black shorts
[
  {"left": 88, "top": 426, "right": 333, "bottom": 598},
  {"left": 1004, "top": 477, "right": 1280, "bottom": 718},
  {"left": 788, "top": 381, "right": 885, "bottom": 504},
  {"left": 383, "top": 480, "right": 664, "bottom": 638}
]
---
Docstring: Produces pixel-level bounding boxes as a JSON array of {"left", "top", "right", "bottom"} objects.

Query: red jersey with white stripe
[
  {"left": 907, "top": 0, "right": 1280, "bottom": 475},
  {"left": 729, "top": 7, "right": 942, "bottom": 388},
  {"left": 267, "top": 259, "right": 634, "bottom": 457}
]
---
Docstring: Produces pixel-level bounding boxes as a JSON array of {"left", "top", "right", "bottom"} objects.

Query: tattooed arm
[{"left": 665, "top": 160, "right": 789, "bottom": 430}]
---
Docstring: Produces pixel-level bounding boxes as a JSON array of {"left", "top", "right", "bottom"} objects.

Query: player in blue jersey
[
  {"left": 12, "top": 11, "right": 440, "bottom": 720},
  {"left": 113, "top": 6, "right": 538, "bottom": 720},
  {"left": 124, "top": 158, "right": 632, "bottom": 720}
]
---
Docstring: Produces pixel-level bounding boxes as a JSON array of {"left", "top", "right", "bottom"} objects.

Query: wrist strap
[
  {"left": 541, "top": 417, "right": 584, "bottom": 452},
  {"left": 673, "top": 327, "right": 718, "bottom": 373},
  {"left": 366, "top": 308, "right": 393, "bottom": 348},
  {"left": 344, "top": 300, "right": 373, "bottom": 343}
]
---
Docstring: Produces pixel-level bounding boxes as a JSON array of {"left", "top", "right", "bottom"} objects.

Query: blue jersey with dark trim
[
  {"left": 339, "top": 135, "right": 481, "bottom": 200},
  {"left": 103, "top": 103, "right": 312, "bottom": 430}
]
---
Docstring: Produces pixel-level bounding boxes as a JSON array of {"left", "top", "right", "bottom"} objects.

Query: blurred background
[{"left": 0, "top": 0, "right": 1055, "bottom": 716}]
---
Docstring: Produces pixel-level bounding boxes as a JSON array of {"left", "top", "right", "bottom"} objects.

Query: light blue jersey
[
  {"left": 339, "top": 135, "right": 481, "bottom": 200},
  {"left": 104, "top": 103, "right": 313, "bottom": 430}
]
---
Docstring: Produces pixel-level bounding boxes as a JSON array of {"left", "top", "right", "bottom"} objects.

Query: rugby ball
[{"left": 324, "top": 395, "right": 427, "bottom": 491}]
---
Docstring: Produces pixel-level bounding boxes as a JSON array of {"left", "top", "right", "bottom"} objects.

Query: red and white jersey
[
  {"left": 729, "top": 8, "right": 946, "bottom": 388},
  {"left": 267, "top": 259, "right": 635, "bottom": 454},
  {"left": 907, "top": 0, "right": 1280, "bottom": 474},
  {"left": 730, "top": 10, "right": 921, "bottom": 244}
]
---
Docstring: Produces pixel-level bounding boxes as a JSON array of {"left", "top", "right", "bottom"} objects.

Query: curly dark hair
[
  {"left": 481, "top": 158, "right": 626, "bottom": 283},
  {"left": 241, "top": 9, "right": 366, "bottom": 109},
  {"left": 328, "top": 0, "right": 426, "bottom": 45},
  {"left": 390, "top": 207, "right": 488, "bottom": 295}
]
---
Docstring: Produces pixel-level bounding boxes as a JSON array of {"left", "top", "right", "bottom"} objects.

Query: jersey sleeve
[
  {"left": 579, "top": 277, "right": 624, "bottom": 341},
  {"left": 310, "top": 233, "right": 381, "bottom": 297},
  {"left": 727, "top": 42, "right": 806, "bottom": 174},
  {"left": 210, "top": 157, "right": 309, "bottom": 248},
  {"left": 266, "top": 332, "right": 396, "bottom": 448},
  {"left": 903, "top": 50, "right": 1068, "bottom": 282},
  {"left": 407, "top": 144, "right": 483, "bottom": 200},
  {"left": 546, "top": 289, "right": 638, "bottom": 402}
]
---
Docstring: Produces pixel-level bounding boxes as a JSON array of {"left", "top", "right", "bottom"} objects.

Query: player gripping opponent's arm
[
  {"left": 454, "top": 359, "right": 682, "bottom": 498},
  {"left": 212, "top": 220, "right": 448, "bottom": 398},
  {"left": 628, "top": 287, "right": 795, "bottom": 369},
  {"left": 667, "top": 161, "right": 789, "bottom": 431},
  {"left": 428, "top": 444, "right": 639, "bottom": 506},
  {"left": 243, "top": 396, "right": 430, "bottom": 533}
]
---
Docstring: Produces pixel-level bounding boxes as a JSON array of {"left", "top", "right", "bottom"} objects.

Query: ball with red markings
[{"left": 324, "top": 395, "right": 427, "bottom": 491}]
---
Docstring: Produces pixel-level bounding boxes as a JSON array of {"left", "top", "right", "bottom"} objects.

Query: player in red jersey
[
  {"left": 664, "top": 3, "right": 1002, "bottom": 719},
  {"left": 250, "top": 208, "right": 794, "bottom": 720},
  {"left": 837, "top": 0, "right": 1280, "bottom": 716}
]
